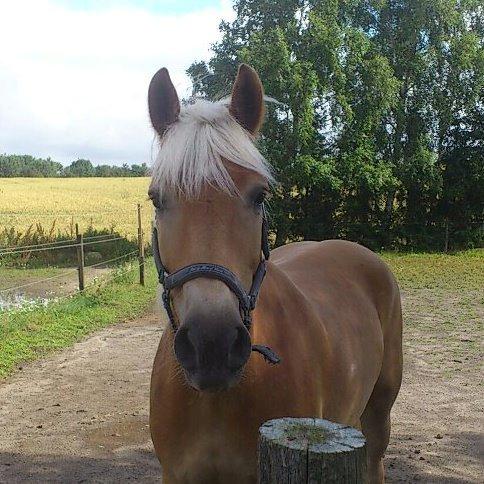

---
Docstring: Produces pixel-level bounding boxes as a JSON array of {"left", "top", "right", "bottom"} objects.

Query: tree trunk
[{"left": 258, "top": 418, "right": 367, "bottom": 483}]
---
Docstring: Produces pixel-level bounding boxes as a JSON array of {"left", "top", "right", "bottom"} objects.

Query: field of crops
[{"left": 0, "top": 177, "right": 153, "bottom": 238}]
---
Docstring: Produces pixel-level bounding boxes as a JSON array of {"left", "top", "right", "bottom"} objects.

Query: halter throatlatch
[{"left": 152, "top": 207, "right": 280, "bottom": 365}]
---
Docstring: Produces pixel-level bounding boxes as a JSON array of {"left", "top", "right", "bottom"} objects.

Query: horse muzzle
[{"left": 174, "top": 311, "right": 252, "bottom": 392}]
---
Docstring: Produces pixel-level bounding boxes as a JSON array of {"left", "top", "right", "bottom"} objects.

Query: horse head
[{"left": 148, "top": 65, "right": 273, "bottom": 392}]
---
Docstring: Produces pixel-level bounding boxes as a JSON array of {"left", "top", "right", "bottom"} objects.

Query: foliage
[
  {"left": 188, "top": 0, "right": 484, "bottom": 251},
  {"left": 0, "top": 154, "right": 63, "bottom": 177},
  {"left": 0, "top": 154, "right": 149, "bottom": 177}
]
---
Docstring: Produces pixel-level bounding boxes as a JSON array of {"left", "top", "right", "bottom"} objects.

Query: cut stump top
[{"left": 259, "top": 418, "right": 366, "bottom": 454}]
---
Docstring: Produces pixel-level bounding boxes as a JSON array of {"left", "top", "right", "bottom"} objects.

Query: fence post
[
  {"left": 258, "top": 418, "right": 367, "bottom": 483},
  {"left": 137, "top": 204, "right": 145, "bottom": 286},
  {"left": 75, "top": 223, "right": 85, "bottom": 291},
  {"left": 444, "top": 218, "right": 449, "bottom": 253}
]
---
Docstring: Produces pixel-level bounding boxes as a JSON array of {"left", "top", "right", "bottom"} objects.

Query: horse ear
[
  {"left": 229, "top": 64, "right": 265, "bottom": 135},
  {"left": 148, "top": 67, "right": 180, "bottom": 138}
]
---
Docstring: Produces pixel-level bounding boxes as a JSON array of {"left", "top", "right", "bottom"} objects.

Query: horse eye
[
  {"left": 254, "top": 192, "right": 266, "bottom": 207},
  {"left": 149, "top": 195, "right": 163, "bottom": 211}
]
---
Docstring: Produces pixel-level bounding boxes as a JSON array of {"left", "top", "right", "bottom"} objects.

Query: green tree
[
  {"left": 0, "top": 154, "right": 149, "bottom": 178},
  {"left": 0, "top": 154, "right": 63, "bottom": 177},
  {"left": 64, "top": 159, "right": 95, "bottom": 177},
  {"left": 188, "top": 0, "right": 483, "bottom": 250}
]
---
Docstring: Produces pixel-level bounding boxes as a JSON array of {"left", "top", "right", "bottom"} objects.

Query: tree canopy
[
  {"left": 0, "top": 154, "right": 149, "bottom": 178},
  {"left": 188, "top": 0, "right": 483, "bottom": 251}
]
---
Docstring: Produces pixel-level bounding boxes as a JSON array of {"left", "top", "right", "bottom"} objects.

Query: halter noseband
[{"left": 152, "top": 206, "right": 280, "bottom": 365}]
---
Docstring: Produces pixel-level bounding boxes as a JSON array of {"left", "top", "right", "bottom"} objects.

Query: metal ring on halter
[{"left": 152, "top": 206, "right": 280, "bottom": 365}]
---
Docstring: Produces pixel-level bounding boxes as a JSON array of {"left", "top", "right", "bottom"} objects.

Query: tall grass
[{"left": 0, "top": 221, "right": 142, "bottom": 268}]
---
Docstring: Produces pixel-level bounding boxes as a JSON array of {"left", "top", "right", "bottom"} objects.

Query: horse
[{"left": 148, "top": 64, "right": 402, "bottom": 484}]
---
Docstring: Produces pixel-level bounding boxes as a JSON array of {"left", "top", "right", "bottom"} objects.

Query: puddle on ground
[{"left": 84, "top": 415, "right": 151, "bottom": 453}]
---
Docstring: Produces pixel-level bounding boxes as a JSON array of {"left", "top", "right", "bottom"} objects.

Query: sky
[{"left": 0, "top": 0, "right": 234, "bottom": 166}]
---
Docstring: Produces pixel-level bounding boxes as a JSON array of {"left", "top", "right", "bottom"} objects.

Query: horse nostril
[
  {"left": 227, "top": 325, "right": 251, "bottom": 371},
  {"left": 174, "top": 322, "right": 251, "bottom": 380},
  {"left": 174, "top": 327, "right": 197, "bottom": 372}
]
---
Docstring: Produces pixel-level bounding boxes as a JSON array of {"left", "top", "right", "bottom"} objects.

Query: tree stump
[{"left": 258, "top": 418, "right": 367, "bottom": 484}]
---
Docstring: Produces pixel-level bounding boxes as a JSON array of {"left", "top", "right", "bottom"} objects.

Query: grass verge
[
  {"left": 381, "top": 249, "right": 483, "bottom": 291},
  {"left": 0, "top": 259, "right": 158, "bottom": 378}
]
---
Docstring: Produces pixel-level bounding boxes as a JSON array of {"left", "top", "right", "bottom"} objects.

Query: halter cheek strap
[{"left": 152, "top": 208, "right": 280, "bottom": 365}]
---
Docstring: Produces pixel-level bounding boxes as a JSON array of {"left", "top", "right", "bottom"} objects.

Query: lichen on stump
[{"left": 258, "top": 418, "right": 367, "bottom": 483}]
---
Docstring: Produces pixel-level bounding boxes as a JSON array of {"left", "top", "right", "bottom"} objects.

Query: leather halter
[{"left": 152, "top": 206, "right": 280, "bottom": 364}]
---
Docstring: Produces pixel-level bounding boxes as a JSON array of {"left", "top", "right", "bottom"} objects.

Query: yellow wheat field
[{"left": 0, "top": 178, "right": 153, "bottom": 238}]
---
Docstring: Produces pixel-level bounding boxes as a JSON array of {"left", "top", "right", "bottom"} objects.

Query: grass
[
  {"left": 0, "top": 177, "right": 152, "bottom": 238},
  {"left": 0, "top": 260, "right": 158, "bottom": 378},
  {"left": 381, "top": 249, "right": 484, "bottom": 291},
  {"left": 381, "top": 249, "right": 483, "bottom": 374}
]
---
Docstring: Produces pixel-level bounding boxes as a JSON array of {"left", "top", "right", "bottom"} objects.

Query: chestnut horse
[{"left": 148, "top": 65, "right": 402, "bottom": 483}]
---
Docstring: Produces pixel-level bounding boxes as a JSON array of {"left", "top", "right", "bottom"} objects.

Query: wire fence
[
  {"left": 0, "top": 205, "right": 147, "bottom": 307},
  {"left": 52, "top": 259, "right": 150, "bottom": 304},
  {"left": 0, "top": 236, "right": 126, "bottom": 256},
  {"left": 0, "top": 233, "right": 123, "bottom": 252},
  {"left": 0, "top": 250, "right": 140, "bottom": 294},
  {"left": 0, "top": 238, "right": 78, "bottom": 252},
  {"left": 1, "top": 259, "right": 152, "bottom": 313},
  {"left": 85, "top": 250, "right": 138, "bottom": 269},
  {"left": 0, "top": 268, "right": 79, "bottom": 294}
]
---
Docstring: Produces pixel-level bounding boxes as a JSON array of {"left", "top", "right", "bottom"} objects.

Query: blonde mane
[{"left": 151, "top": 99, "right": 273, "bottom": 197}]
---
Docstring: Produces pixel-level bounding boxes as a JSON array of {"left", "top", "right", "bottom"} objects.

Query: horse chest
[
  {"left": 150, "top": 379, "right": 256, "bottom": 480},
  {"left": 170, "top": 415, "right": 255, "bottom": 483}
]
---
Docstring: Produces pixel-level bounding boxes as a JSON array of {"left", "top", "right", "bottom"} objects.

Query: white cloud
[{"left": 0, "top": 0, "right": 234, "bottom": 165}]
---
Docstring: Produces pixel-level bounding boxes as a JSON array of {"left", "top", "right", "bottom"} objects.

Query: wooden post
[
  {"left": 137, "top": 204, "right": 145, "bottom": 286},
  {"left": 258, "top": 418, "right": 367, "bottom": 484},
  {"left": 75, "top": 223, "right": 85, "bottom": 291},
  {"left": 444, "top": 218, "right": 449, "bottom": 253}
]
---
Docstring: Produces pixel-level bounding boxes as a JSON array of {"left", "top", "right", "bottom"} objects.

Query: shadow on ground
[
  {"left": 1, "top": 431, "right": 481, "bottom": 483},
  {"left": 0, "top": 449, "right": 161, "bottom": 483}
]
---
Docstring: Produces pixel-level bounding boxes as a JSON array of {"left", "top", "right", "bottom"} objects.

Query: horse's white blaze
[{"left": 151, "top": 99, "right": 273, "bottom": 198}]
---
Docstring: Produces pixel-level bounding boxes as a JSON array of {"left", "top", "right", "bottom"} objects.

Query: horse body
[
  {"left": 147, "top": 64, "right": 402, "bottom": 483},
  {"left": 150, "top": 240, "right": 402, "bottom": 483}
]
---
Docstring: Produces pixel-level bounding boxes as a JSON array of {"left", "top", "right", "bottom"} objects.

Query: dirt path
[{"left": 0, "top": 308, "right": 482, "bottom": 483}]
